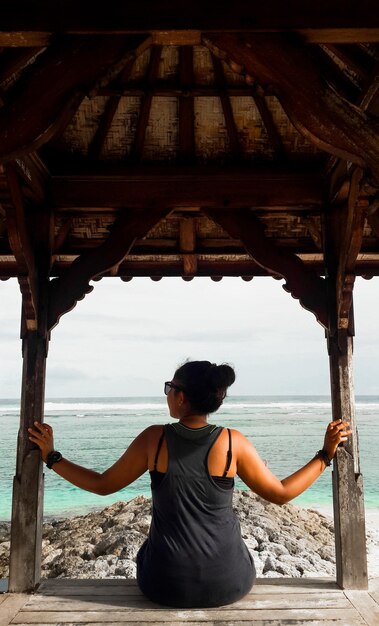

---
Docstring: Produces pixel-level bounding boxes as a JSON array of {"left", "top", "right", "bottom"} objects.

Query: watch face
[{"left": 47, "top": 451, "right": 62, "bottom": 467}]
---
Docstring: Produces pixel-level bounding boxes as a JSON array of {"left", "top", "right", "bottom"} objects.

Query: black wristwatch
[
  {"left": 315, "top": 449, "right": 332, "bottom": 467},
  {"left": 46, "top": 450, "right": 63, "bottom": 469}
]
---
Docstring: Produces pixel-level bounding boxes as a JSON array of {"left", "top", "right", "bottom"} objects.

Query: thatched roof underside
[{"left": 0, "top": 26, "right": 378, "bottom": 298}]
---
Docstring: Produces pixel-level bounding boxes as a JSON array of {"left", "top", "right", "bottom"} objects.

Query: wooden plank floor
[{"left": 1, "top": 578, "right": 379, "bottom": 626}]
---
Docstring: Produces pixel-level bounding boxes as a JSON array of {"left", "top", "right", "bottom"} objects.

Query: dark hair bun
[
  {"left": 174, "top": 360, "right": 235, "bottom": 414},
  {"left": 207, "top": 364, "right": 236, "bottom": 391}
]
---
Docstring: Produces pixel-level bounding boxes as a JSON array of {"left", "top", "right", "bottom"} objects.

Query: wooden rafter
[
  {"left": 204, "top": 34, "right": 379, "bottom": 182},
  {"left": 129, "top": 45, "right": 162, "bottom": 162},
  {"left": 211, "top": 55, "right": 241, "bottom": 158},
  {"left": 314, "top": 46, "right": 361, "bottom": 103},
  {"left": 252, "top": 93, "right": 285, "bottom": 160},
  {"left": 0, "top": 47, "right": 43, "bottom": 84},
  {"left": 88, "top": 57, "right": 135, "bottom": 160},
  {"left": 204, "top": 207, "right": 328, "bottom": 327},
  {"left": 13, "top": 154, "right": 49, "bottom": 205},
  {"left": 47, "top": 206, "right": 171, "bottom": 330},
  {"left": 50, "top": 166, "right": 325, "bottom": 208},
  {"left": 323, "top": 44, "right": 373, "bottom": 85},
  {"left": 178, "top": 46, "right": 195, "bottom": 163},
  {"left": 0, "top": 35, "right": 151, "bottom": 163},
  {"left": 2, "top": 165, "right": 38, "bottom": 329}
]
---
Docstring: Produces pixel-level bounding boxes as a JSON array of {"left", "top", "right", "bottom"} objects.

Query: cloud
[{"left": 47, "top": 366, "right": 92, "bottom": 382}]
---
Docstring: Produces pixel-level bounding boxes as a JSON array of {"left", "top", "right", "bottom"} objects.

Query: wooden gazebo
[{"left": 0, "top": 1, "right": 378, "bottom": 599}]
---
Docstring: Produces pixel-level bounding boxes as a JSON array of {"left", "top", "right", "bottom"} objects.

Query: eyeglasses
[{"left": 164, "top": 381, "right": 184, "bottom": 395}]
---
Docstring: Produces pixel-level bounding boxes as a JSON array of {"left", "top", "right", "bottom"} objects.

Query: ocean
[{"left": 0, "top": 395, "right": 378, "bottom": 520}]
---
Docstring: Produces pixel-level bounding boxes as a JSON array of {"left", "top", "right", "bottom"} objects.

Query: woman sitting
[{"left": 28, "top": 360, "right": 350, "bottom": 608}]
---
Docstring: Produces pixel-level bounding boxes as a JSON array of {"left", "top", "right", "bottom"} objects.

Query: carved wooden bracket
[
  {"left": 47, "top": 207, "right": 171, "bottom": 330},
  {"left": 3, "top": 164, "right": 38, "bottom": 330},
  {"left": 203, "top": 33, "right": 379, "bottom": 182},
  {"left": 204, "top": 207, "right": 328, "bottom": 327},
  {"left": 0, "top": 35, "right": 151, "bottom": 163}
]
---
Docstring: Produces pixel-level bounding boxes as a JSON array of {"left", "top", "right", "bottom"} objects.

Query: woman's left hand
[
  {"left": 323, "top": 419, "right": 352, "bottom": 461},
  {"left": 28, "top": 422, "right": 54, "bottom": 463}
]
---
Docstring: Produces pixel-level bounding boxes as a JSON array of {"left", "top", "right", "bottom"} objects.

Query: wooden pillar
[
  {"left": 324, "top": 177, "right": 368, "bottom": 589},
  {"left": 327, "top": 323, "right": 368, "bottom": 589},
  {"left": 8, "top": 287, "right": 49, "bottom": 592}
]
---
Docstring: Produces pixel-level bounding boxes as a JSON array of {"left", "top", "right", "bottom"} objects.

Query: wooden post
[
  {"left": 327, "top": 324, "right": 368, "bottom": 589},
  {"left": 8, "top": 288, "right": 49, "bottom": 592},
  {"left": 6, "top": 195, "right": 53, "bottom": 592},
  {"left": 323, "top": 170, "right": 368, "bottom": 589}
]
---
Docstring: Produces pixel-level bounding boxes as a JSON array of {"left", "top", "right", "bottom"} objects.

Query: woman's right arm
[{"left": 28, "top": 421, "right": 151, "bottom": 495}]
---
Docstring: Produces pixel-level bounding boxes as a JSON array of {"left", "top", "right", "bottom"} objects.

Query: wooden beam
[
  {"left": 129, "top": 45, "right": 162, "bottom": 162},
  {"left": 3, "top": 30, "right": 379, "bottom": 48},
  {"left": 0, "top": 47, "right": 43, "bottom": 83},
  {"left": 179, "top": 218, "right": 197, "bottom": 276},
  {"left": 211, "top": 54, "right": 241, "bottom": 158},
  {"left": 0, "top": 35, "right": 151, "bottom": 163},
  {"left": 51, "top": 166, "right": 326, "bottom": 209},
  {"left": 204, "top": 207, "right": 328, "bottom": 327},
  {"left": 204, "top": 34, "right": 379, "bottom": 181},
  {"left": 323, "top": 44, "right": 373, "bottom": 85},
  {"left": 14, "top": 154, "right": 50, "bottom": 205},
  {"left": 252, "top": 93, "right": 285, "bottom": 160},
  {"left": 47, "top": 206, "right": 171, "bottom": 329},
  {"left": 1, "top": 1, "right": 379, "bottom": 37},
  {"left": 88, "top": 57, "right": 135, "bottom": 160},
  {"left": 178, "top": 47, "right": 195, "bottom": 163},
  {"left": 3, "top": 164, "right": 38, "bottom": 329}
]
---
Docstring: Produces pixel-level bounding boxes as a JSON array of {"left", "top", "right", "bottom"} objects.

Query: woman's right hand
[{"left": 28, "top": 422, "right": 54, "bottom": 463}]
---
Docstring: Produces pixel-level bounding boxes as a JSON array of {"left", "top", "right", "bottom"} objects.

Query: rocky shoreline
[{"left": 0, "top": 490, "right": 377, "bottom": 580}]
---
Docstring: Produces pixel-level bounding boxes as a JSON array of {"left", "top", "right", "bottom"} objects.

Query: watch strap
[{"left": 46, "top": 450, "right": 63, "bottom": 469}]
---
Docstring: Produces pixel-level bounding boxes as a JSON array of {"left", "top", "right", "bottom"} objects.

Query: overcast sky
[{"left": 1, "top": 276, "right": 379, "bottom": 398}]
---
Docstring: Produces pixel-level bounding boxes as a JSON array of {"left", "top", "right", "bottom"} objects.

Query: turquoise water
[{"left": 0, "top": 395, "right": 378, "bottom": 520}]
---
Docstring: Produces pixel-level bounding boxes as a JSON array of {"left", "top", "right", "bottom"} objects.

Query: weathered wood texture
[
  {"left": 0, "top": 36, "right": 150, "bottom": 162},
  {"left": 8, "top": 200, "right": 53, "bottom": 593},
  {"left": 8, "top": 326, "right": 48, "bottom": 592},
  {"left": 50, "top": 168, "right": 325, "bottom": 209},
  {"left": 3, "top": 577, "right": 379, "bottom": 625},
  {"left": 328, "top": 333, "right": 368, "bottom": 590},
  {"left": 204, "top": 34, "right": 379, "bottom": 182},
  {"left": 2, "top": 166, "right": 38, "bottom": 329}
]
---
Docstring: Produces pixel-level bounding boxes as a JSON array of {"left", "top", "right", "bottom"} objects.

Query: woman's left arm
[{"left": 236, "top": 418, "right": 352, "bottom": 505}]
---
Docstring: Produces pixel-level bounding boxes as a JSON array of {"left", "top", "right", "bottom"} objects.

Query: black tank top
[{"left": 136, "top": 423, "right": 255, "bottom": 607}]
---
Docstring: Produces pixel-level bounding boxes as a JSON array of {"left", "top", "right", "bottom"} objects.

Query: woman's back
[{"left": 137, "top": 423, "right": 255, "bottom": 607}]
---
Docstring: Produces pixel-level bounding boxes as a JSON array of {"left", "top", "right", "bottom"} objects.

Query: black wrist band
[
  {"left": 315, "top": 449, "right": 332, "bottom": 467},
  {"left": 46, "top": 450, "right": 63, "bottom": 469}
]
